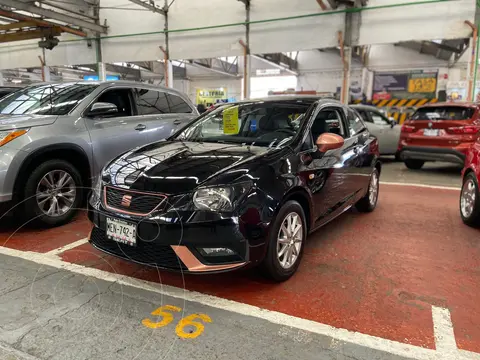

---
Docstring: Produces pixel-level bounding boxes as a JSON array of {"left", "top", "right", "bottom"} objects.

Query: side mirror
[
  {"left": 316, "top": 133, "right": 345, "bottom": 153},
  {"left": 87, "top": 102, "right": 118, "bottom": 117},
  {"left": 389, "top": 117, "right": 397, "bottom": 128}
]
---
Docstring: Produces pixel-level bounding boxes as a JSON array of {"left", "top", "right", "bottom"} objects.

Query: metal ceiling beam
[
  {"left": 0, "top": 21, "right": 37, "bottom": 31},
  {"left": 41, "top": 1, "right": 97, "bottom": 21},
  {"left": 251, "top": 54, "right": 298, "bottom": 75},
  {"left": 0, "top": 27, "right": 62, "bottom": 43},
  {"left": 188, "top": 60, "right": 239, "bottom": 77},
  {"left": 128, "top": 0, "right": 166, "bottom": 15},
  {"left": 0, "top": 9, "right": 87, "bottom": 37},
  {"left": 0, "top": 0, "right": 107, "bottom": 33}
]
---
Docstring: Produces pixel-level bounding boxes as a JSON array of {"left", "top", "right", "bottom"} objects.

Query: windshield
[
  {"left": 411, "top": 106, "right": 475, "bottom": 121},
  {"left": 175, "top": 101, "right": 311, "bottom": 147},
  {"left": 0, "top": 83, "right": 98, "bottom": 116}
]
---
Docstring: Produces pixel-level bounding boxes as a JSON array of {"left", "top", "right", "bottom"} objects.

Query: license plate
[
  {"left": 424, "top": 129, "right": 439, "bottom": 136},
  {"left": 106, "top": 217, "right": 136, "bottom": 246}
]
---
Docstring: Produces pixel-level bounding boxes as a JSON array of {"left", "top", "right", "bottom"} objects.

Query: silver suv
[{"left": 0, "top": 81, "right": 198, "bottom": 227}]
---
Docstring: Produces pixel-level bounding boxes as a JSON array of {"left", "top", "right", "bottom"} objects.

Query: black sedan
[{"left": 88, "top": 96, "right": 381, "bottom": 281}]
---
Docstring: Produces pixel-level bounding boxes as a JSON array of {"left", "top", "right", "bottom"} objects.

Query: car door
[
  {"left": 345, "top": 107, "right": 373, "bottom": 192},
  {"left": 367, "top": 109, "right": 400, "bottom": 154},
  {"left": 298, "top": 103, "right": 359, "bottom": 227},
  {"left": 134, "top": 88, "right": 197, "bottom": 143},
  {"left": 84, "top": 86, "right": 149, "bottom": 171}
]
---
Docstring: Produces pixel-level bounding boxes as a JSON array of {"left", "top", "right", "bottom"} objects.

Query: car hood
[
  {"left": 105, "top": 141, "right": 274, "bottom": 194},
  {"left": 0, "top": 114, "right": 58, "bottom": 131}
]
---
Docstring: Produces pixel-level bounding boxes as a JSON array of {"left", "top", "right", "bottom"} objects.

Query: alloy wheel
[
  {"left": 369, "top": 171, "right": 379, "bottom": 206},
  {"left": 461, "top": 178, "right": 476, "bottom": 218},
  {"left": 36, "top": 170, "right": 76, "bottom": 217},
  {"left": 277, "top": 212, "right": 303, "bottom": 269}
]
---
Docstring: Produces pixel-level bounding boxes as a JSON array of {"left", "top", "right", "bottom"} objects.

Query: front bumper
[
  {"left": 399, "top": 146, "right": 466, "bottom": 165},
  {"left": 87, "top": 199, "right": 266, "bottom": 274}
]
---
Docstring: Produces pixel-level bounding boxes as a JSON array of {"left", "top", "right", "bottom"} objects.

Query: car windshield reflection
[{"left": 174, "top": 101, "right": 310, "bottom": 147}]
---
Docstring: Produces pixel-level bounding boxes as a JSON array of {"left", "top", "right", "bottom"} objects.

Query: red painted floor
[
  {"left": 3, "top": 184, "right": 480, "bottom": 353},
  {"left": 0, "top": 213, "right": 90, "bottom": 253}
]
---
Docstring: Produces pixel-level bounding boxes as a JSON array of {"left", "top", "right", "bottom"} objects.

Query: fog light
[{"left": 197, "top": 247, "right": 236, "bottom": 257}]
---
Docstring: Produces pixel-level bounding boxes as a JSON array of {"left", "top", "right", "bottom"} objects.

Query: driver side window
[
  {"left": 310, "top": 108, "right": 346, "bottom": 143},
  {"left": 370, "top": 111, "right": 390, "bottom": 125},
  {"left": 95, "top": 89, "right": 133, "bottom": 117}
]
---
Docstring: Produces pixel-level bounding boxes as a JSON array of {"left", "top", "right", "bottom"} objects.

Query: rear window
[{"left": 411, "top": 106, "right": 475, "bottom": 121}]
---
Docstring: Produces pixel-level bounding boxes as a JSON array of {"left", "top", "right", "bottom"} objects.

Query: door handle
[
  {"left": 173, "top": 120, "right": 182, "bottom": 125},
  {"left": 135, "top": 124, "right": 147, "bottom": 131}
]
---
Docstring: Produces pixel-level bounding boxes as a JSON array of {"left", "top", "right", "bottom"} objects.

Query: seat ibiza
[{"left": 88, "top": 96, "right": 381, "bottom": 281}]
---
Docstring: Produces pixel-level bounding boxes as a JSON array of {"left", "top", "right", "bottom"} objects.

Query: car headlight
[
  {"left": 0, "top": 129, "right": 28, "bottom": 147},
  {"left": 192, "top": 183, "right": 251, "bottom": 212}
]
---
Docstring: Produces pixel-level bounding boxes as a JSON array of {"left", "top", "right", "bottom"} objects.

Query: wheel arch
[
  {"left": 281, "top": 187, "right": 313, "bottom": 232},
  {"left": 13, "top": 144, "right": 91, "bottom": 199}
]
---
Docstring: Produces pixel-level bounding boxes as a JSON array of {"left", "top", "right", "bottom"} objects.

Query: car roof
[
  {"left": 221, "top": 95, "right": 340, "bottom": 106},
  {"left": 350, "top": 104, "right": 382, "bottom": 111},
  {"left": 419, "top": 101, "right": 479, "bottom": 109}
]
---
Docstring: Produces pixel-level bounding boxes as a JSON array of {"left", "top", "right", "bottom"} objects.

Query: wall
[
  {"left": 100, "top": 0, "right": 166, "bottom": 63},
  {"left": 0, "top": 0, "right": 476, "bottom": 70},
  {"left": 249, "top": 0, "right": 344, "bottom": 54},
  {"left": 359, "top": 0, "right": 475, "bottom": 45},
  {"left": 0, "top": 35, "right": 96, "bottom": 70}
]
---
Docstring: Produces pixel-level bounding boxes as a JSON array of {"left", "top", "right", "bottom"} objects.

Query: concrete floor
[
  {"left": 0, "top": 254, "right": 414, "bottom": 360},
  {"left": 0, "top": 159, "right": 475, "bottom": 360},
  {"left": 379, "top": 158, "right": 462, "bottom": 188}
]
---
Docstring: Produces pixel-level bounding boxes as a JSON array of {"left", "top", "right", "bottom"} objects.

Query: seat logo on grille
[{"left": 121, "top": 195, "right": 132, "bottom": 207}]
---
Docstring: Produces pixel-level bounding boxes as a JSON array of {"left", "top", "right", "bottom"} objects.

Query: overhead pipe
[{"left": 465, "top": 20, "right": 478, "bottom": 102}]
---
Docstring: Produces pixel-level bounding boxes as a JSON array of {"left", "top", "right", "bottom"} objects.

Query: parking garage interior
[{"left": 0, "top": 1, "right": 480, "bottom": 359}]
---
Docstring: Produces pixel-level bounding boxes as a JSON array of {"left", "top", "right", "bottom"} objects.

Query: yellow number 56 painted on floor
[{"left": 142, "top": 305, "right": 212, "bottom": 339}]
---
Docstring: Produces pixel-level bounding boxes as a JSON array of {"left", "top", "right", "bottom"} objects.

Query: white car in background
[{"left": 351, "top": 104, "right": 402, "bottom": 159}]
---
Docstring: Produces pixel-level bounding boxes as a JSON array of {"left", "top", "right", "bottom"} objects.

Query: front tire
[
  {"left": 404, "top": 159, "right": 424, "bottom": 170},
  {"left": 355, "top": 168, "right": 379, "bottom": 213},
  {"left": 261, "top": 200, "right": 306, "bottom": 282},
  {"left": 22, "top": 159, "right": 83, "bottom": 227},
  {"left": 460, "top": 172, "right": 480, "bottom": 227}
]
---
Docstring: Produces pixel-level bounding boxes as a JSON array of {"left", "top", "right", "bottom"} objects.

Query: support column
[
  {"left": 0, "top": 72, "right": 4, "bottom": 86},
  {"left": 165, "top": 60, "right": 174, "bottom": 88},
  {"left": 93, "top": 1, "right": 105, "bottom": 81},
  {"left": 98, "top": 62, "right": 106, "bottom": 81},
  {"left": 465, "top": 20, "right": 478, "bottom": 102},
  {"left": 240, "top": 0, "right": 251, "bottom": 100},
  {"left": 43, "top": 66, "right": 51, "bottom": 82},
  {"left": 340, "top": 0, "right": 362, "bottom": 105}
]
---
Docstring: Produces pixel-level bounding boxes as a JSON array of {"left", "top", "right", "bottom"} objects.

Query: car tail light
[
  {"left": 446, "top": 125, "right": 480, "bottom": 134},
  {"left": 401, "top": 125, "right": 415, "bottom": 133}
]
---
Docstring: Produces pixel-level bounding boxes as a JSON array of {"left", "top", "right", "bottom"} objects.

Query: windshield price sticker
[{"left": 223, "top": 106, "right": 240, "bottom": 134}]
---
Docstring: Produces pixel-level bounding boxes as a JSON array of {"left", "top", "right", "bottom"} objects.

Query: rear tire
[
  {"left": 261, "top": 200, "right": 306, "bottom": 282},
  {"left": 394, "top": 151, "right": 401, "bottom": 162},
  {"left": 404, "top": 159, "right": 424, "bottom": 170},
  {"left": 460, "top": 172, "right": 480, "bottom": 227},
  {"left": 355, "top": 169, "right": 379, "bottom": 213},
  {"left": 22, "top": 159, "right": 83, "bottom": 227}
]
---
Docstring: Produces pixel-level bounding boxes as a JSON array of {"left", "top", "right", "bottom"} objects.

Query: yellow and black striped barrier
[{"left": 351, "top": 98, "right": 438, "bottom": 124}]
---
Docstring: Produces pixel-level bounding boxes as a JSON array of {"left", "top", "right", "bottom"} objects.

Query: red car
[
  {"left": 461, "top": 141, "right": 480, "bottom": 225},
  {"left": 398, "top": 103, "right": 480, "bottom": 169}
]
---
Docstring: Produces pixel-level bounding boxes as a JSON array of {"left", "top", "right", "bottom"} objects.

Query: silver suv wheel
[{"left": 36, "top": 170, "right": 76, "bottom": 217}]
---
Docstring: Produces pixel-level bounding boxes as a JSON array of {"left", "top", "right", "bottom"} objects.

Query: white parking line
[
  {"left": 45, "top": 237, "right": 89, "bottom": 256},
  {"left": 380, "top": 181, "right": 461, "bottom": 191},
  {"left": 2, "top": 245, "right": 480, "bottom": 359}
]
